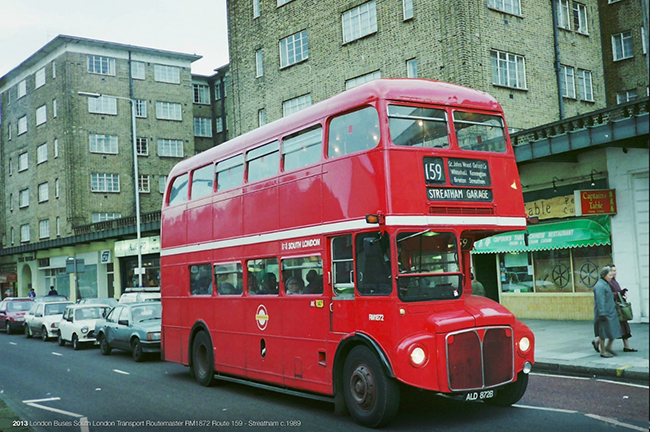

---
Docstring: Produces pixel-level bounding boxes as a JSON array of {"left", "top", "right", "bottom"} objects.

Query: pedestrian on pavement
[
  {"left": 48, "top": 286, "right": 58, "bottom": 296},
  {"left": 470, "top": 272, "right": 486, "bottom": 297},
  {"left": 607, "top": 264, "right": 637, "bottom": 352},
  {"left": 592, "top": 266, "right": 621, "bottom": 358},
  {"left": 28, "top": 288, "right": 36, "bottom": 298}
]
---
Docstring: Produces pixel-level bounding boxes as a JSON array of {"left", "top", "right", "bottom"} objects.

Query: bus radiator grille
[{"left": 446, "top": 327, "right": 514, "bottom": 391}]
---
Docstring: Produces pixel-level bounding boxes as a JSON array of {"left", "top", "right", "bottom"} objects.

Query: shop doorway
[{"left": 473, "top": 254, "right": 499, "bottom": 302}]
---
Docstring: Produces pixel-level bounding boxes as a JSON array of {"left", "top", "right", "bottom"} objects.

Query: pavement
[
  {"left": 521, "top": 319, "right": 649, "bottom": 384},
  {"left": 1, "top": 320, "right": 647, "bottom": 430}
]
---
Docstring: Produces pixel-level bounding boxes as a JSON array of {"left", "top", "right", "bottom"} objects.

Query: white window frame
[
  {"left": 560, "top": 65, "right": 576, "bottom": 99},
  {"left": 612, "top": 31, "right": 634, "bottom": 61},
  {"left": 20, "top": 224, "right": 30, "bottom": 243},
  {"left": 555, "top": 0, "right": 571, "bottom": 30},
  {"left": 157, "top": 139, "right": 184, "bottom": 157},
  {"left": 87, "top": 55, "right": 116, "bottom": 75},
  {"left": 154, "top": 64, "right": 181, "bottom": 84},
  {"left": 56, "top": 217, "right": 60, "bottom": 236},
  {"left": 283, "top": 94, "right": 312, "bottom": 116},
  {"left": 407, "top": 59, "right": 418, "bottom": 78},
  {"left": 36, "top": 105, "right": 47, "bottom": 126},
  {"left": 89, "top": 134, "right": 119, "bottom": 154},
  {"left": 491, "top": 50, "right": 527, "bottom": 89},
  {"left": 131, "top": 61, "right": 145, "bottom": 80},
  {"left": 55, "top": 178, "right": 60, "bottom": 198},
  {"left": 39, "top": 220, "right": 50, "bottom": 239},
  {"left": 19, "top": 152, "right": 28, "bottom": 172},
  {"left": 253, "top": 0, "right": 260, "bottom": 17},
  {"left": 342, "top": 1, "right": 377, "bottom": 44},
  {"left": 258, "top": 109, "right": 266, "bottom": 127},
  {"left": 7, "top": 124, "right": 11, "bottom": 141},
  {"left": 138, "top": 175, "right": 151, "bottom": 193},
  {"left": 256, "top": 49, "right": 264, "bottom": 77},
  {"left": 92, "top": 213, "right": 122, "bottom": 223},
  {"left": 487, "top": 0, "right": 521, "bottom": 15},
  {"left": 91, "top": 173, "right": 120, "bottom": 193},
  {"left": 572, "top": 3, "right": 589, "bottom": 35},
  {"left": 155, "top": 102, "right": 182, "bottom": 120},
  {"left": 134, "top": 99, "right": 147, "bottom": 118},
  {"left": 35, "top": 68, "right": 46, "bottom": 89},
  {"left": 136, "top": 137, "right": 149, "bottom": 156},
  {"left": 19, "top": 189, "right": 29, "bottom": 208},
  {"left": 18, "top": 116, "right": 27, "bottom": 135},
  {"left": 216, "top": 117, "right": 224, "bottom": 133},
  {"left": 17, "top": 80, "right": 26, "bottom": 99},
  {"left": 215, "top": 83, "right": 222, "bottom": 100},
  {"left": 54, "top": 139, "right": 59, "bottom": 158},
  {"left": 194, "top": 117, "right": 212, "bottom": 137},
  {"left": 38, "top": 182, "right": 49, "bottom": 203},
  {"left": 403, "top": 0, "right": 413, "bottom": 20},
  {"left": 52, "top": 61, "right": 56, "bottom": 79},
  {"left": 53, "top": 99, "right": 57, "bottom": 118},
  {"left": 193, "top": 84, "right": 210, "bottom": 104},
  {"left": 37, "top": 143, "right": 48, "bottom": 164},
  {"left": 617, "top": 90, "right": 637, "bottom": 104},
  {"left": 159, "top": 176, "right": 168, "bottom": 194},
  {"left": 346, "top": 71, "right": 381, "bottom": 90},
  {"left": 9, "top": 193, "right": 13, "bottom": 211},
  {"left": 642, "top": 27, "right": 647, "bottom": 55},
  {"left": 88, "top": 96, "right": 117, "bottom": 115},
  {"left": 280, "top": 30, "right": 309, "bottom": 68},
  {"left": 577, "top": 69, "right": 594, "bottom": 101}
]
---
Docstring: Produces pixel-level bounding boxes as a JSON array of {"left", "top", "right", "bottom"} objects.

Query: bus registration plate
[{"left": 465, "top": 390, "right": 494, "bottom": 401}]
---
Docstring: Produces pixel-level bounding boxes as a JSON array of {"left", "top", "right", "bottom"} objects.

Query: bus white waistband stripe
[{"left": 161, "top": 216, "right": 527, "bottom": 257}]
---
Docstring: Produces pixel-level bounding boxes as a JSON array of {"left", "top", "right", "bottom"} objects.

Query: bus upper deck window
[
  {"left": 216, "top": 154, "right": 244, "bottom": 191},
  {"left": 282, "top": 126, "right": 322, "bottom": 172},
  {"left": 191, "top": 164, "right": 214, "bottom": 199},
  {"left": 327, "top": 107, "right": 380, "bottom": 158},
  {"left": 388, "top": 105, "right": 449, "bottom": 148},
  {"left": 453, "top": 111, "right": 506, "bottom": 153},
  {"left": 168, "top": 173, "right": 189, "bottom": 206},
  {"left": 247, "top": 141, "right": 279, "bottom": 183}
]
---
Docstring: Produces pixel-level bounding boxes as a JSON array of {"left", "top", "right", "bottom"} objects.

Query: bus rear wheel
[
  {"left": 343, "top": 345, "right": 400, "bottom": 428},
  {"left": 192, "top": 331, "right": 216, "bottom": 387},
  {"left": 484, "top": 372, "right": 529, "bottom": 407}
]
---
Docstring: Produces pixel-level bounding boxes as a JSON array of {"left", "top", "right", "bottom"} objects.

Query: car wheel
[
  {"left": 5, "top": 321, "right": 12, "bottom": 335},
  {"left": 58, "top": 334, "right": 66, "bottom": 346},
  {"left": 72, "top": 334, "right": 80, "bottom": 351},
  {"left": 25, "top": 324, "right": 32, "bottom": 338},
  {"left": 343, "top": 345, "right": 400, "bottom": 428},
  {"left": 98, "top": 334, "right": 112, "bottom": 355},
  {"left": 192, "top": 331, "right": 217, "bottom": 387},
  {"left": 41, "top": 326, "right": 49, "bottom": 341},
  {"left": 131, "top": 338, "right": 144, "bottom": 362}
]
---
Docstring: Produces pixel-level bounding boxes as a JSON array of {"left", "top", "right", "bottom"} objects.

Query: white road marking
[
  {"left": 52, "top": 352, "right": 63, "bottom": 356},
  {"left": 22, "top": 397, "right": 61, "bottom": 403},
  {"left": 9, "top": 342, "right": 17, "bottom": 345},
  {"left": 113, "top": 369, "right": 130, "bottom": 375},
  {"left": 23, "top": 397, "right": 89, "bottom": 432},
  {"left": 23, "top": 401, "right": 83, "bottom": 418},
  {"left": 514, "top": 404, "right": 578, "bottom": 414},
  {"left": 79, "top": 416, "right": 90, "bottom": 432},
  {"left": 530, "top": 372, "right": 649, "bottom": 389},
  {"left": 585, "top": 414, "right": 648, "bottom": 431}
]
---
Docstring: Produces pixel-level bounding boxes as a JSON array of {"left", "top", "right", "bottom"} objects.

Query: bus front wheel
[
  {"left": 192, "top": 331, "right": 216, "bottom": 387},
  {"left": 484, "top": 372, "right": 529, "bottom": 407},
  {"left": 343, "top": 345, "right": 400, "bottom": 428}
]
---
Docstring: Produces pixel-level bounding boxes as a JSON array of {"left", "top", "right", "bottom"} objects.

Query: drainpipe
[{"left": 551, "top": 0, "right": 565, "bottom": 120}]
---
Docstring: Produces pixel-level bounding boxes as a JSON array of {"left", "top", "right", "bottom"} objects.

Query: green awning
[{"left": 471, "top": 217, "right": 611, "bottom": 254}]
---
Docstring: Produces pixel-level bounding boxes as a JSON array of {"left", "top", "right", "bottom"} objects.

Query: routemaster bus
[{"left": 160, "top": 79, "right": 534, "bottom": 428}]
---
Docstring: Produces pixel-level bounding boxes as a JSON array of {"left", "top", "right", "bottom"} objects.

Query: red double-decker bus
[{"left": 160, "top": 79, "right": 534, "bottom": 427}]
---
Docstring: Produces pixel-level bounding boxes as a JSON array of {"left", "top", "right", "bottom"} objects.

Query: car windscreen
[
  {"left": 44, "top": 303, "right": 70, "bottom": 315},
  {"left": 7, "top": 301, "right": 33, "bottom": 312},
  {"left": 75, "top": 307, "right": 104, "bottom": 320},
  {"left": 131, "top": 304, "right": 162, "bottom": 323}
]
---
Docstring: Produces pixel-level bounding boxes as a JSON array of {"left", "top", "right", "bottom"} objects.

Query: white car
[
  {"left": 118, "top": 291, "right": 160, "bottom": 303},
  {"left": 58, "top": 304, "right": 111, "bottom": 350},
  {"left": 24, "top": 301, "right": 73, "bottom": 341}
]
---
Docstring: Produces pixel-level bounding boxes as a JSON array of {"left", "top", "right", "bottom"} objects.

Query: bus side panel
[
  {"left": 213, "top": 191, "right": 243, "bottom": 240},
  {"left": 243, "top": 181, "right": 280, "bottom": 236},
  {"left": 213, "top": 298, "right": 247, "bottom": 371},
  {"left": 161, "top": 205, "right": 187, "bottom": 248},
  {"left": 388, "top": 149, "right": 426, "bottom": 214},
  {"left": 278, "top": 169, "right": 323, "bottom": 229},
  {"left": 489, "top": 157, "right": 525, "bottom": 217},
  {"left": 245, "top": 297, "right": 284, "bottom": 385},
  {"left": 186, "top": 197, "right": 213, "bottom": 245}
]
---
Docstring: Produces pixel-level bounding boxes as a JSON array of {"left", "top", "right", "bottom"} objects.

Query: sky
[{"left": 0, "top": 0, "right": 230, "bottom": 78}]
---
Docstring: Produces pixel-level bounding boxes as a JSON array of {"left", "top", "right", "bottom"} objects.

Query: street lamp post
[{"left": 78, "top": 92, "right": 143, "bottom": 288}]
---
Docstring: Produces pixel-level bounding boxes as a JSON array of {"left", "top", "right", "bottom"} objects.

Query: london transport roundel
[{"left": 255, "top": 305, "right": 269, "bottom": 331}]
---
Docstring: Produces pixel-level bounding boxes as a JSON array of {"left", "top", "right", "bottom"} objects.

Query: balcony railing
[{"left": 73, "top": 211, "right": 161, "bottom": 236}]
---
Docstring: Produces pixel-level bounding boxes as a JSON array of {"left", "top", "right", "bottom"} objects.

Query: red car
[{"left": 0, "top": 297, "right": 35, "bottom": 334}]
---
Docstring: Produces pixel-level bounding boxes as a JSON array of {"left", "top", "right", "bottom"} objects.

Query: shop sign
[
  {"left": 0, "top": 273, "right": 18, "bottom": 283},
  {"left": 524, "top": 195, "right": 575, "bottom": 220},
  {"left": 574, "top": 189, "right": 617, "bottom": 216},
  {"left": 114, "top": 236, "right": 161, "bottom": 257}
]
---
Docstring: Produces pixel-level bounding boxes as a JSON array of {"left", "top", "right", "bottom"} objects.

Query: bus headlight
[
  {"left": 519, "top": 336, "right": 530, "bottom": 353},
  {"left": 410, "top": 346, "right": 427, "bottom": 367}
]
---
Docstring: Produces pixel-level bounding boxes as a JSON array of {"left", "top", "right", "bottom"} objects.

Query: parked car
[
  {"left": 77, "top": 297, "right": 118, "bottom": 308},
  {"left": 33, "top": 295, "right": 69, "bottom": 303},
  {"left": 24, "top": 301, "right": 73, "bottom": 341},
  {"left": 95, "top": 302, "right": 161, "bottom": 362},
  {"left": 0, "top": 297, "right": 34, "bottom": 334},
  {"left": 58, "top": 304, "right": 112, "bottom": 350},
  {"left": 118, "top": 291, "right": 160, "bottom": 303}
]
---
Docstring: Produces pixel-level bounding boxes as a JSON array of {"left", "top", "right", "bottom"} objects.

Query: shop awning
[{"left": 471, "top": 217, "right": 611, "bottom": 254}]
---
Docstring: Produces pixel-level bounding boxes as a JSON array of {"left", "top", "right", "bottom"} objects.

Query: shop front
[
  {"left": 472, "top": 216, "right": 612, "bottom": 320},
  {"left": 114, "top": 236, "right": 161, "bottom": 292}
]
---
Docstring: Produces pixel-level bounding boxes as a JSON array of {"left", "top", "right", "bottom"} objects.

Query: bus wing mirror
[{"left": 524, "top": 231, "right": 530, "bottom": 247}]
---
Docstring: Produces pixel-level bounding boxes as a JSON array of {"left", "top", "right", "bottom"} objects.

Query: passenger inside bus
[
  {"left": 216, "top": 266, "right": 238, "bottom": 294},
  {"left": 247, "top": 272, "right": 260, "bottom": 294},
  {"left": 304, "top": 270, "right": 323, "bottom": 294},
  {"left": 190, "top": 265, "right": 213, "bottom": 295},
  {"left": 356, "top": 234, "right": 392, "bottom": 295},
  {"left": 285, "top": 277, "right": 304, "bottom": 295},
  {"left": 259, "top": 273, "right": 279, "bottom": 294}
]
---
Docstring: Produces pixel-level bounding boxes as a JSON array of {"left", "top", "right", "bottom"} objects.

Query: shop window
[
  {"left": 499, "top": 252, "right": 533, "bottom": 292},
  {"left": 571, "top": 245, "right": 612, "bottom": 292},
  {"left": 533, "top": 250, "right": 571, "bottom": 292}
]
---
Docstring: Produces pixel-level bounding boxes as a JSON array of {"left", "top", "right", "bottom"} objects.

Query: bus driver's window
[{"left": 356, "top": 232, "right": 392, "bottom": 295}]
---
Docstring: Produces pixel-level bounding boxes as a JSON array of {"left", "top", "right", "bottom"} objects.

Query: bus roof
[{"left": 168, "top": 79, "right": 502, "bottom": 178}]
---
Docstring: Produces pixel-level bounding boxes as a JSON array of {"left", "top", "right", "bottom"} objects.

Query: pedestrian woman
[
  {"left": 593, "top": 266, "right": 621, "bottom": 358},
  {"left": 608, "top": 264, "right": 638, "bottom": 352}
]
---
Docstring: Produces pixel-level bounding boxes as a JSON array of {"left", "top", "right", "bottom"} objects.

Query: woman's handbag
[{"left": 615, "top": 292, "right": 633, "bottom": 321}]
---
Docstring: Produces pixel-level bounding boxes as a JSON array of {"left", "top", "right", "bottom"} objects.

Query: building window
[
  {"left": 573, "top": 3, "right": 588, "bottom": 34},
  {"left": 577, "top": 69, "right": 594, "bottom": 101},
  {"left": 7, "top": 124, "right": 11, "bottom": 141},
  {"left": 91, "top": 173, "right": 120, "bottom": 192},
  {"left": 280, "top": 30, "right": 309, "bottom": 68},
  {"left": 407, "top": 59, "right": 418, "bottom": 78},
  {"left": 92, "top": 213, "right": 122, "bottom": 223},
  {"left": 9, "top": 194, "right": 13, "bottom": 211},
  {"left": 159, "top": 175, "right": 168, "bottom": 194},
  {"left": 134, "top": 99, "right": 147, "bottom": 118},
  {"left": 156, "top": 102, "right": 182, "bottom": 120},
  {"left": 490, "top": 50, "right": 527, "bottom": 89},
  {"left": 642, "top": 27, "right": 647, "bottom": 55},
  {"left": 256, "top": 49, "right": 264, "bottom": 77},
  {"left": 20, "top": 189, "right": 29, "bottom": 208},
  {"left": 131, "top": 61, "right": 145, "bottom": 80},
  {"left": 35, "top": 68, "right": 46, "bottom": 89},
  {"left": 258, "top": 109, "right": 266, "bottom": 127},
  {"left": 18, "top": 80, "right": 26, "bottom": 99},
  {"left": 403, "top": 0, "right": 413, "bottom": 20},
  {"left": 36, "top": 105, "right": 47, "bottom": 126},
  {"left": 216, "top": 117, "right": 224, "bottom": 133},
  {"left": 89, "top": 134, "right": 119, "bottom": 154},
  {"left": 21, "top": 224, "right": 30, "bottom": 243},
  {"left": 53, "top": 99, "right": 57, "bottom": 117},
  {"left": 136, "top": 137, "right": 149, "bottom": 156},
  {"left": 19, "top": 152, "right": 28, "bottom": 172},
  {"left": 37, "top": 143, "right": 48, "bottom": 164},
  {"left": 617, "top": 90, "right": 637, "bottom": 104},
  {"left": 555, "top": 0, "right": 570, "bottom": 30},
  {"left": 253, "top": 0, "right": 260, "bottom": 17},
  {"left": 87, "top": 55, "right": 116, "bottom": 75},
  {"left": 56, "top": 217, "right": 60, "bottom": 236},
  {"left": 54, "top": 139, "right": 59, "bottom": 158},
  {"left": 158, "top": 139, "right": 184, "bottom": 157},
  {"left": 154, "top": 64, "right": 181, "bottom": 83},
  {"left": 11, "top": 228, "right": 15, "bottom": 245},
  {"left": 38, "top": 183, "right": 49, "bottom": 203},
  {"left": 215, "top": 82, "right": 222, "bottom": 100},
  {"left": 55, "top": 178, "right": 60, "bottom": 198},
  {"left": 52, "top": 61, "right": 56, "bottom": 79},
  {"left": 346, "top": 71, "right": 381, "bottom": 90},
  {"left": 18, "top": 116, "right": 27, "bottom": 135},
  {"left": 612, "top": 31, "right": 633, "bottom": 60},
  {"left": 560, "top": 65, "right": 576, "bottom": 98},
  {"left": 283, "top": 94, "right": 312, "bottom": 116},
  {"left": 487, "top": 0, "right": 521, "bottom": 15},
  {"left": 194, "top": 117, "right": 212, "bottom": 137},
  {"left": 88, "top": 96, "right": 117, "bottom": 115},
  {"left": 277, "top": 0, "right": 294, "bottom": 5},
  {"left": 193, "top": 84, "right": 210, "bottom": 104},
  {"left": 138, "top": 175, "right": 150, "bottom": 193},
  {"left": 342, "top": 1, "right": 377, "bottom": 44}
]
